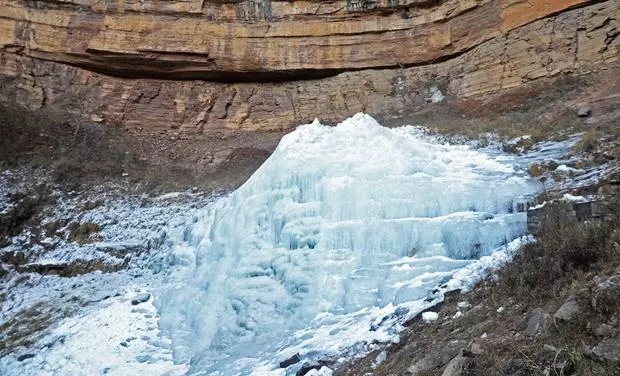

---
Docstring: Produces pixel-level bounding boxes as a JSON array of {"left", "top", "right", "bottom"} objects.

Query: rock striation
[{"left": 1, "top": 0, "right": 618, "bottom": 132}]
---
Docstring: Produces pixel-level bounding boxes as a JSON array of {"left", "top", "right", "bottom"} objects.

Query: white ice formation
[{"left": 157, "top": 113, "right": 540, "bottom": 375}]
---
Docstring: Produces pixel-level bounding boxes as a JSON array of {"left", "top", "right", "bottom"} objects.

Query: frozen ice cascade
[{"left": 157, "top": 113, "right": 540, "bottom": 375}]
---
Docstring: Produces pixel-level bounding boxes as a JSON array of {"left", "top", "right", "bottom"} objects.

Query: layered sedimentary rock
[{"left": 0, "top": 0, "right": 618, "bottom": 132}]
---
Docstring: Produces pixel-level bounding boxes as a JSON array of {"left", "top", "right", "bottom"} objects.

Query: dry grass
[
  {"left": 573, "top": 130, "right": 600, "bottom": 154},
  {"left": 0, "top": 98, "right": 135, "bottom": 187},
  {"left": 0, "top": 303, "right": 55, "bottom": 357},
  {"left": 0, "top": 299, "right": 85, "bottom": 357},
  {"left": 497, "top": 200, "right": 619, "bottom": 301},
  {"left": 0, "top": 187, "right": 52, "bottom": 247},
  {"left": 67, "top": 222, "right": 101, "bottom": 244},
  {"left": 461, "top": 195, "right": 620, "bottom": 376},
  {"left": 0, "top": 89, "right": 278, "bottom": 194},
  {"left": 383, "top": 73, "right": 616, "bottom": 149}
]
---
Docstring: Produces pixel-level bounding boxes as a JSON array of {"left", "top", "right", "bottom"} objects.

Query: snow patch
[
  {"left": 562, "top": 193, "right": 589, "bottom": 203},
  {"left": 422, "top": 311, "right": 439, "bottom": 323},
  {"left": 306, "top": 366, "right": 333, "bottom": 376},
  {"left": 0, "top": 289, "right": 186, "bottom": 376},
  {"left": 429, "top": 86, "right": 445, "bottom": 103}
]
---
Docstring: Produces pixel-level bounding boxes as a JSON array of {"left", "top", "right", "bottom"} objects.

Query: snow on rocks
[
  {"left": 422, "top": 311, "right": 439, "bottom": 323},
  {"left": 305, "top": 366, "right": 334, "bottom": 376},
  {"left": 0, "top": 176, "right": 213, "bottom": 376},
  {"left": 428, "top": 86, "right": 445, "bottom": 103},
  {"left": 562, "top": 193, "right": 589, "bottom": 203},
  {"left": 372, "top": 350, "right": 387, "bottom": 368},
  {"left": 501, "top": 132, "right": 617, "bottom": 198},
  {"left": 131, "top": 293, "right": 151, "bottom": 305}
]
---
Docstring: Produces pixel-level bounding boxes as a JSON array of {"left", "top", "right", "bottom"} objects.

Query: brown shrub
[
  {"left": 573, "top": 130, "right": 600, "bottom": 154},
  {"left": 498, "top": 196, "right": 619, "bottom": 300},
  {"left": 67, "top": 222, "right": 101, "bottom": 244},
  {"left": 0, "top": 303, "right": 54, "bottom": 356},
  {"left": 0, "top": 89, "right": 135, "bottom": 188},
  {"left": 0, "top": 186, "right": 52, "bottom": 247}
]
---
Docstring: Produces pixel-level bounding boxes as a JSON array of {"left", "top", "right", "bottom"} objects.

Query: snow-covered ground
[
  {"left": 0, "top": 113, "right": 611, "bottom": 376},
  {"left": 0, "top": 184, "right": 214, "bottom": 375}
]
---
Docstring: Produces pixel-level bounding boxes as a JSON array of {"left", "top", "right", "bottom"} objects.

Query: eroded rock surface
[
  {"left": 1, "top": 0, "right": 618, "bottom": 132},
  {"left": 0, "top": 0, "right": 606, "bottom": 78}
]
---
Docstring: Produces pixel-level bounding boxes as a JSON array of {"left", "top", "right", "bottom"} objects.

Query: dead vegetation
[
  {"left": 386, "top": 75, "right": 587, "bottom": 139},
  {"left": 67, "top": 222, "right": 101, "bottom": 244},
  {"left": 0, "top": 186, "right": 52, "bottom": 247},
  {"left": 573, "top": 130, "right": 600, "bottom": 154},
  {"left": 471, "top": 197, "right": 620, "bottom": 376},
  {"left": 0, "top": 77, "right": 281, "bottom": 194},
  {"left": 16, "top": 258, "right": 126, "bottom": 277},
  {"left": 0, "top": 300, "right": 85, "bottom": 357},
  {"left": 498, "top": 200, "right": 619, "bottom": 301},
  {"left": 0, "top": 94, "right": 136, "bottom": 189},
  {"left": 386, "top": 70, "right": 620, "bottom": 157},
  {"left": 0, "top": 302, "right": 58, "bottom": 357}
]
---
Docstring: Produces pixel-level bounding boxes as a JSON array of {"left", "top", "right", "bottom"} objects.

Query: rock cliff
[{"left": 0, "top": 0, "right": 618, "bottom": 132}]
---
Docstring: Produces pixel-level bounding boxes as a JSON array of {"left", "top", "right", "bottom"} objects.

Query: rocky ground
[{"left": 0, "top": 66, "right": 619, "bottom": 374}]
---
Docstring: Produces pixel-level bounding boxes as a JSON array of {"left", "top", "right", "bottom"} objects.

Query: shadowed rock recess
[{"left": 0, "top": 0, "right": 618, "bottom": 131}]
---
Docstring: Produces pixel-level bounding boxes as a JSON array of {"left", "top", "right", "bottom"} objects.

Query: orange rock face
[{"left": 0, "top": 0, "right": 618, "bottom": 131}]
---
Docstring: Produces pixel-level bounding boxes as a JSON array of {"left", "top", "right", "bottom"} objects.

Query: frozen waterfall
[{"left": 157, "top": 113, "right": 540, "bottom": 375}]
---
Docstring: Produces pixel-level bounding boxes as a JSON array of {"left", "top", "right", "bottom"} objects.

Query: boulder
[
  {"left": 441, "top": 350, "right": 473, "bottom": 376},
  {"left": 469, "top": 340, "right": 485, "bottom": 355},
  {"left": 554, "top": 295, "right": 580, "bottom": 323},
  {"left": 17, "top": 353, "right": 35, "bottom": 362},
  {"left": 542, "top": 344, "right": 559, "bottom": 354},
  {"left": 577, "top": 106, "right": 592, "bottom": 117},
  {"left": 594, "top": 324, "right": 617, "bottom": 338},
  {"left": 526, "top": 308, "right": 552, "bottom": 337},
  {"left": 591, "top": 338, "right": 620, "bottom": 362},
  {"left": 130, "top": 293, "right": 151, "bottom": 306},
  {"left": 597, "top": 184, "right": 620, "bottom": 198},
  {"left": 373, "top": 350, "right": 387, "bottom": 368},
  {"left": 279, "top": 353, "right": 301, "bottom": 369},
  {"left": 592, "top": 274, "right": 620, "bottom": 313},
  {"left": 406, "top": 341, "right": 465, "bottom": 375}
]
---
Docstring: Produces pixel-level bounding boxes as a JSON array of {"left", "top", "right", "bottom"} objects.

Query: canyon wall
[{"left": 0, "top": 0, "right": 618, "bottom": 133}]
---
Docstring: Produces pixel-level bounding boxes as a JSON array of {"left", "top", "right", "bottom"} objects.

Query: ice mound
[{"left": 158, "top": 113, "right": 540, "bottom": 375}]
